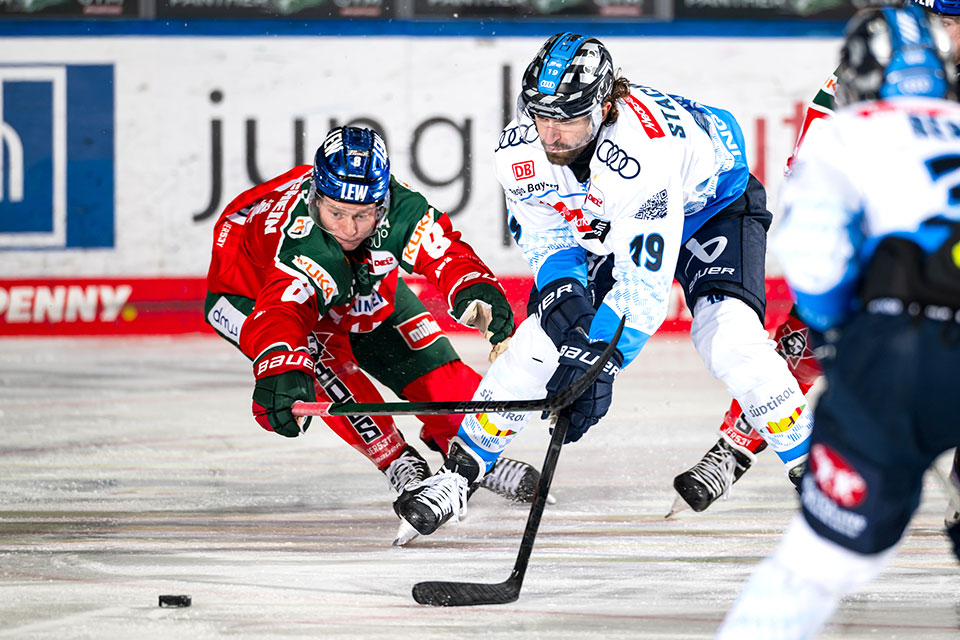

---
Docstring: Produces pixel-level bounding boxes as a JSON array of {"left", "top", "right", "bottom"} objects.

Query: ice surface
[{"left": 1, "top": 335, "right": 957, "bottom": 639}]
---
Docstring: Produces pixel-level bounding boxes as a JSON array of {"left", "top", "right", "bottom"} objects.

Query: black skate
[
  {"left": 478, "top": 457, "right": 541, "bottom": 503},
  {"left": 668, "top": 438, "right": 754, "bottom": 516},
  {"left": 382, "top": 445, "right": 431, "bottom": 494},
  {"left": 393, "top": 468, "right": 469, "bottom": 538},
  {"left": 392, "top": 441, "right": 478, "bottom": 544}
]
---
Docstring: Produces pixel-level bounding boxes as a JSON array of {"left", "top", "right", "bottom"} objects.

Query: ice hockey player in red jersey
[{"left": 204, "top": 125, "right": 540, "bottom": 524}]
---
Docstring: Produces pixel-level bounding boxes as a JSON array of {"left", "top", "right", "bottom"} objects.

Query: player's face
[
  {"left": 534, "top": 114, "right": 596, "bottom": 165},
  {"left": 533, "top": 102, "right": 611, "bottom": 166},
  {"left": 938, "top": 15, "right": 960, "bottom": 65},
  {"left": 317, "top": 197, "right": 379, "bottom": 251}
]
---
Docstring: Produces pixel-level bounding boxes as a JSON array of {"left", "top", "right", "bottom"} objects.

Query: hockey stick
[
  {"left": 411, "top": 405, "right": 571, "bottom": 606},
  {"left": 291, "top": 318, "right": 625, "bottom": 419},
  {"left": 410, "top": 321, "right": 625, "bottom": 607}
]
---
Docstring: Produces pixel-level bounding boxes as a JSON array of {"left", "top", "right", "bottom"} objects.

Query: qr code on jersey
[{"left": 635, "top": 189, "right": 668, "bottom": 220}]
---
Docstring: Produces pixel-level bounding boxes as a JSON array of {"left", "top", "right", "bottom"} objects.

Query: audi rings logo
[
  {"left": 596, "top": 140, "right": 641, "bottom": 179},
  {"left": 497, "top": 124, "right": 539, "bottom": 150}
]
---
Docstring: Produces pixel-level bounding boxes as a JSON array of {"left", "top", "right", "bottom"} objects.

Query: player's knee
[
  {"left": 485, "top": 316, "right": 559, "bottom": 397},
  {"left": 690, "top": 296, "right": 778, "bottom": 391}
]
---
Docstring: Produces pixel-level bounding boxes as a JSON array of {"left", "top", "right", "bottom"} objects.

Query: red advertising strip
[
  {"left": 0, "top": 278, "right": 210, "bottom": 336},
  {"left": 0, "top": 277, "right": 794, "bottom": 337}
]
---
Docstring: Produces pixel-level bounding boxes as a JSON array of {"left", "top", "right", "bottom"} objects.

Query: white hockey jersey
[
  {"left": 495, "top": 85, "right": 750, "bottom": 363},
  {"left": 776, "top": 96, "right": 960, "bottom": 332}
]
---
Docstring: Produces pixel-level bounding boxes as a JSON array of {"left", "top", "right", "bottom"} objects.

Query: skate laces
[
  {"left": 480, "top": 458, "right": 532, "bottom": 498},
  {"left": 410, "top": 469, "right": 469, "bottom": 521},
  {"left": 687, "top": 445, "right": 737, "bottom": 500},
  {"left": 385, "top": 449, "right": 429, "bottom": 493}
]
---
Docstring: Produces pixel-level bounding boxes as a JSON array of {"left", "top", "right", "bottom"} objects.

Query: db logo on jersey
[
  {"left": 512, "top": 161, "right": 535, "bottom": 181},
  {"left": 396, "top": 312, "right": 442, "bottom": 350}
]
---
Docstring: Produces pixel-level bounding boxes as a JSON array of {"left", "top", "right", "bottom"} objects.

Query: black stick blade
[{"left": 412, "top": 579, "right": 519, "bottom": 607}]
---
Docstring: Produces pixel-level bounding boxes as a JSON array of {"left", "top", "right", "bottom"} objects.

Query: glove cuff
[{"left": 253, "top": 349, "right": 315, "bottom": 380}]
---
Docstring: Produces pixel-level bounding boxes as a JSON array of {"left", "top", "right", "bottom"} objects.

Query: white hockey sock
[
  {"left": 690, "top": 296, "right": 813, "bottom": 471},
  {"left": 456, "top": 316, "right": 559, "bottom": 471}
]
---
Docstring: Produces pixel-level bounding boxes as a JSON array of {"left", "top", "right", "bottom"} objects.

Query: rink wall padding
[
  {"left": 0, "top": 27, "right": 824, "bottom": 337},
  {"left": 0, "top": 276, "right": 794, "bottom": 337},
  {"left": 1, "top": 33, "right": 839, "bottom": 282}
]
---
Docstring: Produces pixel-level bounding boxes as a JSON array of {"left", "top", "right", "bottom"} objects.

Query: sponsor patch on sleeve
[
  {"left": 402, "top": 211, "right": 433, "bottom": 266},
  {"left": 287, "top": 216, "right": 314, "bottom": 239},
  {"left": 623, "top": 94, "right": 665, "bottom": 139},
  {"left": 292, "top": 255, "right": 338, "bottom": 304}
]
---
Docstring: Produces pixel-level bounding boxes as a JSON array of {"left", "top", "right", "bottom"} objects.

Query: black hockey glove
[
  {"left": 251, "top": 348, "right": 317, "bottom": 437},
  {"left": 536, "top": 277, "right": 595, "bottom": 349},
  {"left": 543, "top": 328, "right": 624, "bottom": 444},
  {"left": 453, "top": 282, "right": 515, "bottom": 345}
]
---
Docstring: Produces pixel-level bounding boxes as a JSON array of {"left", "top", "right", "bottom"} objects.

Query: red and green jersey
[
  {"left": 206, "top": 166, "right": 504, "bottom": 361},
  {"left": 786, "top": 70, "right": 838, "bottom": 174}
]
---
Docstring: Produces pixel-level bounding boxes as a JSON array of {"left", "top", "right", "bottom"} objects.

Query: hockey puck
[{"left": 158, "top": 595, "right": 191, "bottom": 608}]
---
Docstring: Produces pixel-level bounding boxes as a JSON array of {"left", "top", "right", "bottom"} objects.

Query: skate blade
[
  {"left": 664, "top": 494, "right": 691, "bottom": 519},
  {"left": 393, "top": 520, "right": 421, "bottom": 547}
]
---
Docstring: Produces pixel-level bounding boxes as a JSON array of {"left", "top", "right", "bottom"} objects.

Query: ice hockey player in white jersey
[
  {"left": 717, "top": 5, "right": 960, "bottom": 638},
  {"left": 393, "top": 32, "right": 816, "bottom": 538}
]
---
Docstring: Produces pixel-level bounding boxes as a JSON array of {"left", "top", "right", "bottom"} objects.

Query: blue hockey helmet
[
  {"left": 518, "top": 32, "right": 615, "bottom": 124},
  {"left": 912, "top": 0, "right": 960, "bottom": 16},
  {"left": 313, "top": 126, "right": 390, "bottom": 205},
  {"left": 836, "top": 2, "right": 956, "bottom": 106}
]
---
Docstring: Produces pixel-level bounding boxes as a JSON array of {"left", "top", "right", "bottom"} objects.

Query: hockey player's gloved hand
[
  {"left": 543, "top": 328, "right": 623, "bottom": 444},
  {"left": 251, "top": 348, "right": 317, "bottom": 437},
  {"left": 453, "top": 282, "right": 515, "bottom": 345}
]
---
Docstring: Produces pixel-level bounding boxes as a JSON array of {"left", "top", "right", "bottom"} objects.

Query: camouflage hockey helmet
[{"left": 518, "top": 32, "right": 615, "bottom": 122}]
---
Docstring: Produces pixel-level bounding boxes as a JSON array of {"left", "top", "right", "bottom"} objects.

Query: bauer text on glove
[
  {"left": 251, "top": 348, "right": 317, "bottom": 437},
  {"left": 543, "top": 328, "right": 623, "bottom": 444}
]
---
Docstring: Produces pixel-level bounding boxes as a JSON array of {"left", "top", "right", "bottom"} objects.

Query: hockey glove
[
  {"left": 453, "top": 282, "right": 515, "bottom": 346},
  {"left": 536, "top": 277, "right": 595, "bottom": 349},
  {"left": 543, "top": 328, "right": 624, "bottom": 444},
  {"left": 251, "top": 348, "right": 317, "bottom": 437}
]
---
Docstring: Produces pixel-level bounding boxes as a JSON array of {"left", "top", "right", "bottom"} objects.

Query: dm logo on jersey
[
  {"left": 512, "top": 160, "right": 535, "bottom": 181},
  {"left": 810, "top": 443, "right": 867, "bottom": 509},
  {"left": 396, "top": 312, "right": 442, "bottom": 351},
  {"left": 767, "top": 404, "right": 806, "bottom": 434},
  {"left": 0, "top": 64, "right": 114, "bottom": 250}
]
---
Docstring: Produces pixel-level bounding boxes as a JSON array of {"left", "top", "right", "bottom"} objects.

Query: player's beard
[{"left": 544, "top": 147, "right": 582, "bottom": 166}]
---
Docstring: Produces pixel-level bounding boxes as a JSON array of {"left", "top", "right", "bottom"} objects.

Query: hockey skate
[
  {"left": 382, "top": 445, "right": 431, "bottom": 493},
  {"left": 393, "top": 441, "right": 478, "bottom": 545},
  {"left": 477, "top": 456, "right": 543, "bottom": 504},
  {"left": 393, "top": 467, "right": 470, "bottom": 542},
  {"left": 667, "top": 438, "right": 754, "bottom": 517}
]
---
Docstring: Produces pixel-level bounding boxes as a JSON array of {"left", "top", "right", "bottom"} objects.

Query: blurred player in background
[
  {"left": 675, "top": 0, "right": 960, "bottom": 536},
  {"left": 392, "top": 32, "right": 816, "bottom": 538},
  {"left": 204, "top": 125, "right": 540, "bottom": 523},
  {"left": 717, "top": 5, "right": 960, "bottom": 636}
]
